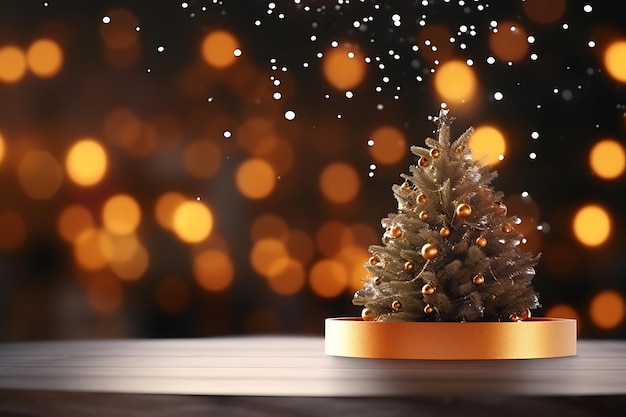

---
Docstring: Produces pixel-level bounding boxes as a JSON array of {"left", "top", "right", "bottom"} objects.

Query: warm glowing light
[
  {"left": 102, "top": 194, "right": 141, "bottom": 235},
  {"left": 109, "top": 239, "right": 149, "bottom": 281},
  {"left": 193, "top": 249, "right": 234, "bottom": 291},
  {"left": 285, "top": 229, "right": 316, "bottom": 265},
  {"left": 0, "top": 132, "right": 4, "bottom": 164},
  {"left": 335, "top": 244, "right": 371, "bottom": 292},
  {"left": 434, "top": 60, "right": 477, "bottom": 103},
  {"left": 103, "top": 108, "right": 156, "bottom": 156},
  {"left": 316, "top": 221, "right": 349, "bottom": 257},
  {"left": 57, "top": 205, "right": 94, "bottom": 243},
  {"left": 235, "top": 158, "right": 276, "bottom": 199},
  {"left": 99, "top": 8, "right": 140, "bottom": 50},
  {"left": 309, "top": 259, "right": 349, "bottom": 298},
  {"left": 250, "top": 237, "right": 289, "bottom": 277},
  {"left": 156, "top": 277, "right": 190, "bottom": 313},
  {"left": 603, "top": 40, "right": 626, "bottom": 83},
  {"left": 201, "top": 30, "right": 240, "bottom": 68},
  {"left": 573, "top": 204, "right": 611, "bottom": 247},
  {"left": 66, "top": 139, "right": 108, "bottom": 186},
  {"left": 266, "top": 258, "right": 306, "bottom": 296},
  {"left": 172, "top": 200, "right": 213, "bottom": 243},
  {"left": 154, "top": 192, "right": 186, "bottom": 230},
  {"left": 523, "top": 0, "right": 566, "bottom": 24},
  {"left": 319, "top": 162, "right": 360, "bottom": 204},
  {"left": 0, "top": 211, "right": 27, "bottom": 250},
  {"left": 251, "top": 214, "right": 289, "bottom": 241},
  {"left": 589, "top": 290, "right": 626, "bottom": 330},
  {"left": 545, "top": 304, "right": 580, "bottom": 322},
  {"left": 86, "top": 275, "right": 123, "bottom": 314},
  {"left": 468, "top": 125, "right": 506, "bottom": 165},
  {"left": 322, "top": 43, "right": 366, "bottom": 90},
  {"left": 18, "top": 150, "right": 63, "bottom": 199},
  {"left": 26, "top": 38, "right": 63, "bottom": 77},
  {"left": 74, "top": 228, "right": 109, "bottom": 271},
  {"left": 368, "top": 126, "right": 407, "bottom": 165},
  {"left": 183, "top": 139, "right": 222, "bottom": 178},
  {"left": 489, "top": 21, "right": 529, "bottom": 62},
  {"left": 0, "top": 46, "right": 27, "bottom": 83},
  {"left": 589, "top": 139, "right": 625, "bottom": 179},
  {"left": 237, "top": 117, "right": 279, "bottom": 156}
]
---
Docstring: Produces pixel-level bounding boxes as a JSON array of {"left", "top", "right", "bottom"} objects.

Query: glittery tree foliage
[{"left": 353, "top": 109, "right": 540, "bottom": 322}]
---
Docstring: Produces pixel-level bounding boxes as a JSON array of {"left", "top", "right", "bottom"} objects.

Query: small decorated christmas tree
[{"left": 353, "top": 109, "right": 540, "bottom": 323}]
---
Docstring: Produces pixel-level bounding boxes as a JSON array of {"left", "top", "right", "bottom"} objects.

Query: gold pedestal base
[{"left": 325, "top": 317, "right": 577, "bottom": 360}]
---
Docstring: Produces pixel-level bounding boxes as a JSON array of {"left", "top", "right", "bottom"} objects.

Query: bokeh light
[
  {"left": 0, "top": 132, "right": 5, "bottom": 164},
  {"left": 573, "top": 204, "right": 611, "bottom": 247},
  {"left": 368, "top": 126, "right": 407, "bottom": 165},
  {"left": 154, "top": 192, "right": 187, "bottom": 231},
  {"left": 589, "top": 139, "right": 625, "bottom": 179},
  {"left": 309, "top": 259, "right": 349, "bottom": 298},
  {"left": 589, "top": 290, "right": 626, "bottom": 330},
  {"left": 434, "top": 60, "right": 477, "bottom": 104},
  {"left": 604, "top": 40, "right": 626, "bottom": 83},
  {"left": 322, "top": 43, "right": 366, "bottom": 90},
  {"left": 488, "top": 22, "right": 529, "bottom": 63},
  {"left": 173, "top": 200, "right": 213, "bottom": 243},
  {"left": 66, "top": 139, "right": 108, "bottom": 186},
  {"left": 251, "top": 214, "right": 289, "bottom": 241},
  {"left": 522, "top": 0, "right": 566, "bottom": 24},
  {"left": 468, "top": 125, "right": 506, "bottom": 165},
  {"left": 266, "top": 258, "right": 306, "bottom": 296},
  {"left": 109, "top": 238, "right": 149, "bottom": 281},
  {"left": 57, "top": 205, "right": 94, "bottom": 244},
  {"left": 99, "top": 8, "right": 140, "bottom": 50},
  {"left": 26, "top": 38, "right": 63, "bottom": 78},
  {"left": 193, "top": 249, "right": 234, "bottom": 292},
  {"left": 183, "top": 139, "right": 222, "bottom": 178},
  {"left": 235, "top": 158, "right": 277, "bottom": 199},
  {"left": 18, "top": 150, "right": 63, "bottom": 199},
  {"left": 250, "top": 237, "right": 289, "bottom": 277},
  {"left": 201, "top": 30, "right": 240, "bottom": 68},
  {"left": 319, "top": 162, "right": 360, "bottom": 204},
  {"left": 102, "top": 194, "right": 141, "bottom": 235},
  {"left": 0, "top": 211, "right": 27, "bottom": 250},
  {"left": 0, "top": 45, "right": 27, "bottom": 83},
  {"left": 74, "top": 228, "right": 110, "bottom": 271}
]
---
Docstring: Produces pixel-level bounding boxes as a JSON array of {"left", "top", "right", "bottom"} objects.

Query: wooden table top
[{"left": 0, "top": 337, "right": 624, "bottom": 397}]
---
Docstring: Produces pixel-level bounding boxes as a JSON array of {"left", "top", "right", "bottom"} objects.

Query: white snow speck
[
  {"left": 223, "top": 130, "right": 232, "bottom": 138},
  {"left": 493, "top": 91, "right": 504, "bottom": 100},
  {"left": 284, "top": 110, "right": 296, "bottom": 120},
  {"left": 102, "top": 16, "right": 111, "bottom": 24}
]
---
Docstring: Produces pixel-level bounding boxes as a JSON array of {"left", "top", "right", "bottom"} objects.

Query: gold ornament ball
[
  {"left": 424, "top": 304, "right": 434, "bottom": 314},
  {"left": 401, "top": 181, "right": 411, "bottom": 191},
  {"left": 472, "top": 273, "right": 485, "bottom": 285},
  {"left": 368, "top": 256, "right": 380, "bottom": 266},
  {"left": 391, "top": 226, "right": 403, "bottom": 238},
  {"left": 509, "top": 309, "right": 531, "bottom": 322},
  {"left": 392, "top": 300, "right": 402, "bottom": 311},
  {"left": 439, "top": 226, "right": 451, "bottom": 237},
  {"left": 476, "top": 236, "right": 487, "bottom": 247},
  {"left": 421, "top": 282, "right": 436, "bottom": 295},
  {"left": 418, "top": 157, "right": 429, "bottom": 168},
  {"left": 373, "top": 277, "right": 381, "bottom": 286},
  {"left": 502, "top": 223, "right": 512, "bottom": 233},
  {"left": 430, "top": 148, "right": 441, "bottom": 158},
  {"left": 361, "top": 308, "right": 376, "bottom": 321},
  {"left": 419, "top": 210, "right": 429, "bottom": 221},
  {"left": 404, "top": 261, "right": 414, "bottom": 270},
  {"left": 456, "top": 203, "right": 472, "bottom": 218},
  {"left": 496, "top": 202, "right": 508, "bottom": 216},
  {"left": 421, "top": 243, "right": 439, "bottom": 260},
  {"left": 417, "top": 193, "right": 427, "bottom": 204}
]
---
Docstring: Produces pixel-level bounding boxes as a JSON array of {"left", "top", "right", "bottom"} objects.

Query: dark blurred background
[{"left": 0, "top": 0, "right": 625, "bottom": 341}]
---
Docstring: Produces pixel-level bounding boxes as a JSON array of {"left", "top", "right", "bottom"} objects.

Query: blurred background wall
[{"left": 0, "top": 0, "right": 625, "bottom": 340}]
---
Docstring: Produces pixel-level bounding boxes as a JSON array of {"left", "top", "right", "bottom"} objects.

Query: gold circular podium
[{"left": 325, "top": 317, "right": 577, "bottom": 360}]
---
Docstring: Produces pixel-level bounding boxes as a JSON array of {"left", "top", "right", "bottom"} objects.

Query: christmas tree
[{"left": 353, "top": 109, "right": 540, "bottom": 322}]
